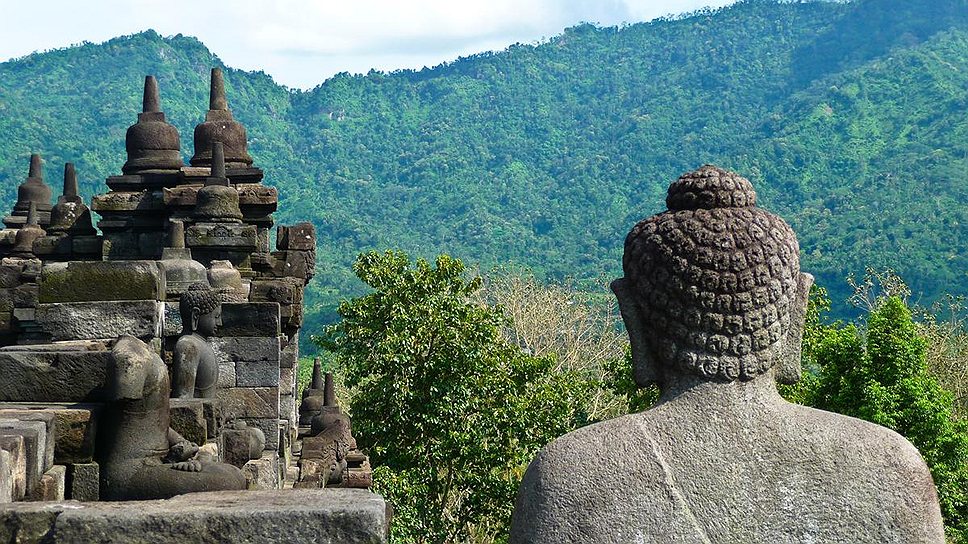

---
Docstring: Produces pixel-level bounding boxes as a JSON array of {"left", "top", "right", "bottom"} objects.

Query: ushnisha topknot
[
  {"left": 666, "top": 164, "right": 757, "bottom": 211},
  {"left": 623, "top": 165, "right": 799, "bottom": 382}
]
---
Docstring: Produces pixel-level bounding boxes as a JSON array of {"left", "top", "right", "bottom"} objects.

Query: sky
[{"left": 0, "top": 0, "right": 737, "bottom": 90}]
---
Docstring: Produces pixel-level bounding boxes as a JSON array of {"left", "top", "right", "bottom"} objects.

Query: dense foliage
[
  {"left": 797, "top": 295, "right": 968, "bottom": 541},
  {"left": 318, "top": 251, "right": 590, "bottom": 543},
  {"left": 1, "top": 0, "right": 967, "bottom": 345}
]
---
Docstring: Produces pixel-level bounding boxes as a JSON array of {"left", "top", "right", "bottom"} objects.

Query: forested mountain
[{"left": 0, "top": 0, "right": 966, "bottom": 337}]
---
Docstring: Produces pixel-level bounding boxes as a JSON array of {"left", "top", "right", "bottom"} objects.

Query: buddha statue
[
  {"left": 171, "top": 283, "right": 221, "bottom": 399},
  {"left": 510, "top": 165, "right": 945, "bottom": 543},
  {"left": 122, "top": 75, "right": 183, "bottom": 174},
  {"left": 190, "top": 68, "right": 253, "bottom": 169},
  {"left": 97, "top": 335, "right": 245, "bottom": 500}
]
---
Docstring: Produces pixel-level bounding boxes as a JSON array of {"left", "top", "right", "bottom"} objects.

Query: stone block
[
  {"left": 186, "top": 223, "right": 257, "bottom": 249},
  {"left": 31, "top": 465, "right": 66, "bottom": 501},
  {"left": 67, "top": 462, "right": 99, "bottom": 501},
  {"left": 211, "top": 336, "right": 280, "bottom": 365},
  {"left": 280, "top": 341, "right": 297, "bottom": 369},
  {"left": 0, "top": 348, "right": 114, "bottom": 403},
  {"left": 0, "top": 411, "right": 55, "bottom": 471},
  {"left": 0, "top": 265, "right": 22, "bottom": 289},
  {"left": 0, "top": 435, "right": 27, "bottom": 501},
  {"left": 222, "top": 427, "right": 255, "bottom": 469},
  {"left": 35, "top": 488, "right": 389, "bottom": 543},
  {"left": 217, "top": 361, "right": 237, "bottom": 388},
  {"left": 242, "top": 451, "right": 280, "bottom": 490},
  {"left": 0, "top": 288, "right": 13, "bottom": 312},
  {"left": 202, "top": 399, "right": 222, "bottom": 439},
  {"left": 0, "top": 404, "right": 100, "bottom": 464},
  {"left": 12, "top": 307, "right": 34, "bottom": 321},
  {"left": 216, "top": 388, "right": 279, "bottom": 419},
  {"left": 36, "top": 301, "right": 162, "bottom": 341},
  {"left": 13, "top": 284, "right": 38, "bottom": 308},
  {"left": 249, "top": 279, "right": 303, "bottom": 305},
  {"left": 162, "top": 301, "right": 182, "bottom": 337},
  {"left": 39, "top": 261, "right": 165, "bottom": 303},
  {"left": 0, "top": 420, "right": 48, "bottom": 495},
  {"left": 236, "top": 359, "right": 280, "bottom": 387},
  {"left": 280, "top": 395, "right": 295, "bottom": 425},
  {"left": 242, "top": 418, "right": 280, "bottom": 451},
  {"left": 168, "top": 399, "right": 207, "bottom": 446},
  {"left": 280, "top": 366, "right": 296, "bottom": 393},
  {"left": 218, "top": 302, "right": 280, "bottom": 337},
  {"left": 276, "top": 223, "right": 316, "bottom": 251},
  {"left": 0, "top": 505, "right": 59, "bottom": 542}
]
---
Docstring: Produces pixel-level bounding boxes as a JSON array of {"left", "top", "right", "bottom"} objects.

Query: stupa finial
[
  {"left": 28, "top": 154, "right": 42, "bottom": 179},
  {"left": 210, "top": 68, "right": 228, "bottom": 111},
  {"left": 143, "top": 75, "right": 161, "bottom": 113},
  {"left": 63, "top": 163, "right": 79, "bottom": 198}
]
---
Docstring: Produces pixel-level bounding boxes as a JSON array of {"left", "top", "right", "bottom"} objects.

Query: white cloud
[{"left": 0, "top": 0, "right": 737, "bottom": 89}]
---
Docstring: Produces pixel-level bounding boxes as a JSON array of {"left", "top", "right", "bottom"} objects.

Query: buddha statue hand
[
  {"left": 170, "top": 460, "right": 203, "bottom": 472},
  {"left": 165, "top": 438, "right": 200, "bottom": 464}
]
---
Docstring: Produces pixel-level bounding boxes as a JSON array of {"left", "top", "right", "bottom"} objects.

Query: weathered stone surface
[
  {"left": 31, "top": 465, "right": 66, "bottom": 501},
  {"left": 217, "top": 361, "right": 236, "bottom": 388},
  {"left": 186, "top": 223, "right": 257, "bottom": 249},
  {"left": 279, "top": 395, "right": 295, "bottom": 425},
  {"left": 13, "top": 284, "right": 38, "bottom": 308},
  {"left": 211, "top": 336, "right": 280, "bottom": 364},
  {"left": 240, "top": 418, "right": 279, "bottom": 452},
  {"left": 67, "top": 462, "right": 99, "bottom": 501},
  {"left": 0, "top": 420, "right": 48, "bottom": 495},
  {"left": 0, "top": 348, "right": 114, "bottom": 403},
  {"left": 39, "top": 261, "right": 164, "bottom": 303},
  {"left": 221, "top": 427, "right": 257, "bottom": 469},
  {"left": 162, "top": 301, "right": 182, "bottom": 336},
  {"left": 509, "top": 166, "right": 946, "bottom": 544},
  {"left": 276, "top": 223, "right": 315, "bottom": 251},
  {"left": 242, "top": 451, "right": 279, "bottom": 490},
  {"left": 168, "top": 399, "right": 207, "bottom": 446},
  {"left": 249, "top": 279, "right": 302, "bottom": 305},
  {"left": 0, "top": 404, "right": 100, "bottom": 464},
  {"left": 0, "top": 411, "right": 55, "bottom": 472},
  {"left": 280, "top": 366, "right": 295, "bottom": 393},
  {"left": 216, "top": 388, "right": 278, "bottom": 419},
  {"left": 36, "top": 301, "right": 162, "bottom": 341},
  {"left": 218, "top": 302, "right": 280, "bottom": 337},
  {"left": 0, "top": 488, "right": 387, "bottom": 543},
  {"left": 236, "top": 359, "right": 280, "bottom": 387},
  {"left": 0, "top": 434, "right": 27, "bottom": 501},
  {"left": 280, "top": 341, "right": 297, "bottom": 369}
]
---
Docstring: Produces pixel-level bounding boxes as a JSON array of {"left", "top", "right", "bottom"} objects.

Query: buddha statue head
[
  {"left": 611, "top": 165, "right": 812, "bottom": 387},
  {"left": 179, "top": 282, "right": 222, "bottom": 337},
  {"left": 123, "top": 76, "right": 183, "bottom": 174},
  {"left": 190, "top": 68, "right": 253, "bottom": 168}
]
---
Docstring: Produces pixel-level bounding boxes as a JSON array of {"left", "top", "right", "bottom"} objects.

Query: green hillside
[{"left": 0, "top": 0, "right": 966, "bottom": 340}]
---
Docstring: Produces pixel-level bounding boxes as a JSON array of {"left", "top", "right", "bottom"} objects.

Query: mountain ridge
[{"left": 0, "top": 0, "right": 965, "bottom": 338}]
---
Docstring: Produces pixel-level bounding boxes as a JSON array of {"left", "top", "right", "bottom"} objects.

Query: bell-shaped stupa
[
  {"left": 190, "top": 68, "right": 253, "bottom": 168},
  {"left": 123, "top": 76, "right": 184, "bottom": 174}
]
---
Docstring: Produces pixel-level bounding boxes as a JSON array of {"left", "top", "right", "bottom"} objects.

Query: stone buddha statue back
[{"left": 509, "top": 166, "right": 945, "bottom": 543}]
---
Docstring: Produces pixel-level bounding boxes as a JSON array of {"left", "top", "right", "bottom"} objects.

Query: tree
[
  {"left": 319, "top": 251, "right": 590, "bottom": 543},
  {"left": 806, "top": 295, "right": 968, "bottom": 541}
]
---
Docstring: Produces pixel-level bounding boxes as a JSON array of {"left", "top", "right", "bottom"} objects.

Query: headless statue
[
  {"left": 172, "top": 283, "right": 220, "bottom": 399},
  {"left": 510, "top": 166, "right": 945, "bottom": 543},
  {"left": 98, "top": 335, "right": 245, "bottom": 500}
]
